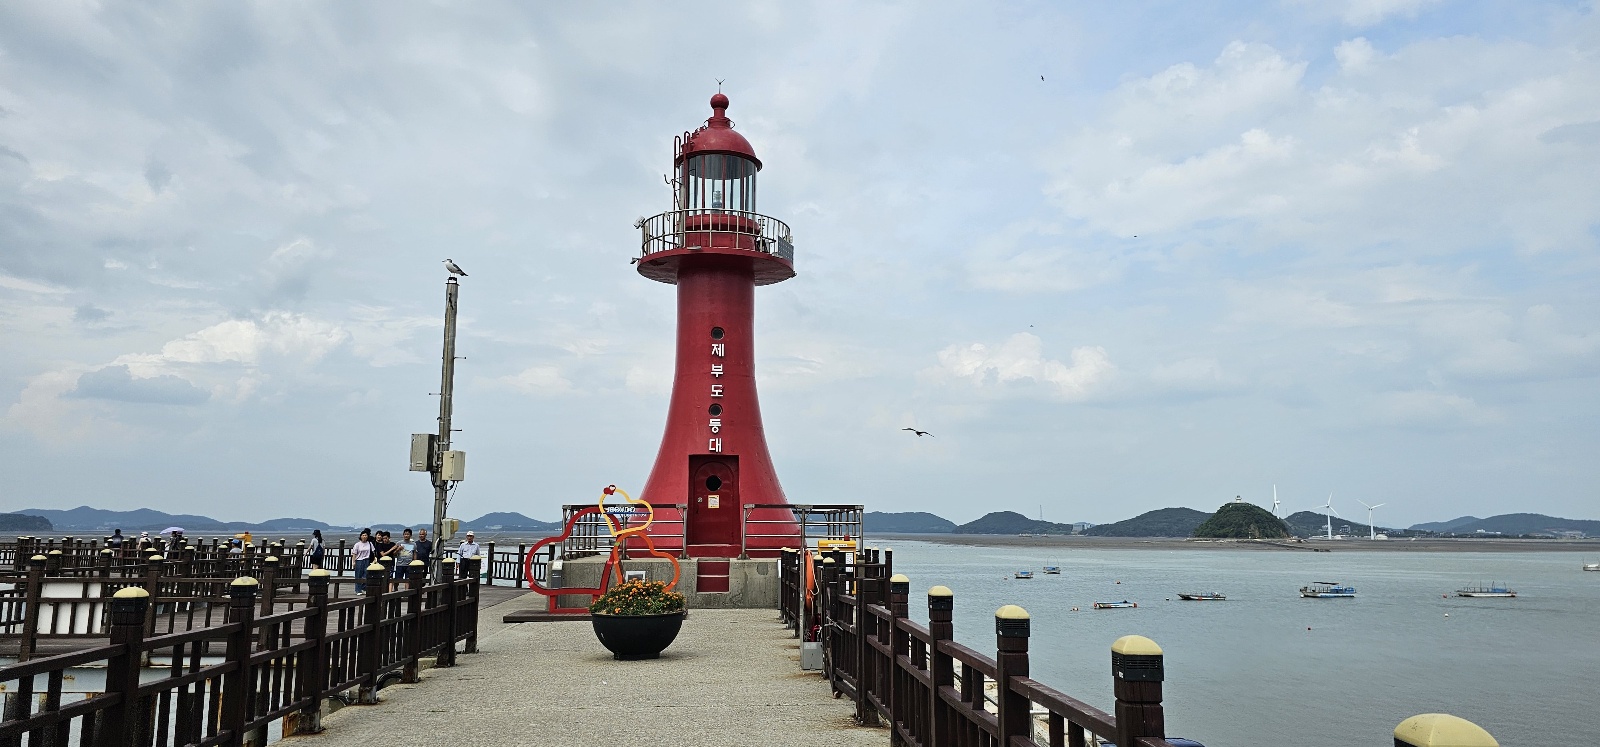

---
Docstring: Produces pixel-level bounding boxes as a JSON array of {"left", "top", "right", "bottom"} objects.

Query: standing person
[
  {"left": 308, "top": 530, "right": 325, "bottom": 570},
  {"left": 352, "top": 529, "right": 375, "bottom": 593},
  {"left": 413, "top": 528, "right": 433, "bottom": 572},
  {"left": 108, "top": 529, "right": 124, "bottom": 549},
  {"left": 372, "top": 531, "right": 396, "bottom": 588},
  {"left": 456, "top": 531, "right": 480, "bottom": 562},
  {"left": 394, "top": 528, "right": 415, "bottom": 579}
]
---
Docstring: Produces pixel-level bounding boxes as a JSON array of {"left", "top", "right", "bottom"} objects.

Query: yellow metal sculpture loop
[{"left": 599, "top": 485, "right": 682, "bottom": 591}]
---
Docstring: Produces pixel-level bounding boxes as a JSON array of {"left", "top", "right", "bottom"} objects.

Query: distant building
[{"left": 1071, "top": 522, "right": 1093, "bottom": 534}]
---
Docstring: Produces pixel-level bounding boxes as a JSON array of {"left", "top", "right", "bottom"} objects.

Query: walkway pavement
[{"left": 298, "top": 593, "right": 887, "bottom": 746}]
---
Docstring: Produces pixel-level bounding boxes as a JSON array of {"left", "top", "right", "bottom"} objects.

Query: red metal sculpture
[{"left": 522, "top": 486, "right": 682, "bottom": 614}]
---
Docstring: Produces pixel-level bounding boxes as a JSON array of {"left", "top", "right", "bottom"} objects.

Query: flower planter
[{"left": 591, "top": 611, "right": 686, "bottom": 660}]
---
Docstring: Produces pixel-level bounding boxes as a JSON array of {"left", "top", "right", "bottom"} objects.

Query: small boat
[
  {"left": 1456, "top": 582, "right": 1516, "bottom": 598},
  {"left": 1583, "top": 561, "right": 1599, "bottom": 572},
  {"left": 1299, "top": 581, "right": 1356, "bottom": 598},
  {"left": 1177, "top": 592, "right": 1226, "bottom": 601},
  {"left": 1093, "top": 601, "right": 1137, "bottom": 609},
  {"left": 1014, "top": 570, "right": 1034, "bottom": 579},
  {"left": 1042, "top": 566, "right": 1061, "bottom": 574}
]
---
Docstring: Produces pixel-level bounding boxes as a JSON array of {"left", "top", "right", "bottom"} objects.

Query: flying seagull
[
  {"left": 443, "top": 258, "right": 468, "bottom": 277},
  {"left": 902, "top": 428, "right": 934, "bottom": 438}
]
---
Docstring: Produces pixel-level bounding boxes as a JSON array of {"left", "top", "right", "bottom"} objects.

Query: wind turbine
[
  {"left": 1356, "top": 499, "right": 1386, "bottom": 540},
  {"left": 1272, "top": 485, "right": 1282, "bottom": 518},
  {"left": 1315, "top": 493, "right": 1341, "bottom": 539}
]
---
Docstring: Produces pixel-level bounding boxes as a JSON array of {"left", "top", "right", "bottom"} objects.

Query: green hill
[
  {"left": 1284, "top": 510, "right": 1386, "bottom": 538},
  {"left": 1192, "top": 502, "right": 1290, "bottom": 539},
  {"left": 1443, "top": 513, "right": 1600, "bottom": 537},
  {"left": 1, "top": 513, "right": 52, "bottom": 532},
  {"left": 865, "top": 511, "right": 957, "bottom": 533},
  {"left": 1084, "top": 507, "right": 1211, "bottom": 537},
  {"left": 953, "top": 511, "right": 1075, "bottom": 535}
]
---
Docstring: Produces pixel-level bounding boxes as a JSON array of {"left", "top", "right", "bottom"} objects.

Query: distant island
[
  {"left": 1192, "top": 502, "right": 1290, "bottom": 539},
  {"left": 0, "top": 513, "right": 51, "bottom": 532},
  {"left": 8, "top": 504, "right": 1598, "bottom": 541},
  {"left": 4, "top": 505, "right": 559, "bottom": 534},
  {"left": 863, "top": 507, "right": 1597, "bottom": 540}
]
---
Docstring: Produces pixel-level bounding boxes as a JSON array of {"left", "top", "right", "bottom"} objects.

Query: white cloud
[
  {"left": 931, "top": 333, "right": 1114, "bottom": 401},
  {"left": 1337, "top": 0, "right": 1442, "bottom": 26},
  {"left": 966, "top": 221, "right": 1127, "bottom": 293},
  {"left": 1150, "top": 357, "right": 1228, "bottom": 390},
  {"left": 1370, "top": 389, "right": 1499, "bottom": 427},
  {"left": 1046, "top": 35, "right": 1600, "bottom": 255},
  {"left": 494, "top": 365, "right": 574, "bottom": 395}
]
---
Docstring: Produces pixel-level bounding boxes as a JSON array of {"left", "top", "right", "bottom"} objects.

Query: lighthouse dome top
[{"left": 676, "top": 93, "right": 761, "bottom": 170}]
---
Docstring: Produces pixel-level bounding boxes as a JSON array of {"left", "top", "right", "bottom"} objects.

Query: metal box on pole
[
  {"left": 409, "top": 434, "right": 436, "bottom": 471},
  {"left": 441, "top": 450, "right": 466, "bottom": 481}
]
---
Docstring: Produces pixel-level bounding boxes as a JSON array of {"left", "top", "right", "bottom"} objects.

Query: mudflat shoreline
[{"left": 873, "top": 533, "right": 1600, "bottom": 553}]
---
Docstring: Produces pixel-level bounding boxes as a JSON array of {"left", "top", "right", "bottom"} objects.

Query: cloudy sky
[{"left": 3, "top": 1, "right": 1598, "bottom": 528}]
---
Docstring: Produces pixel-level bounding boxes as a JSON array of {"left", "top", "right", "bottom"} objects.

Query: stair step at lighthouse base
[{"left": 695, "top": 559, "right": 731, "bottom": 593}]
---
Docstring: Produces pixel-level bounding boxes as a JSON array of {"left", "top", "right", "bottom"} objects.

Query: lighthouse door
[{"left": 687, "top": 455, "right": 740, "bottom": 553}]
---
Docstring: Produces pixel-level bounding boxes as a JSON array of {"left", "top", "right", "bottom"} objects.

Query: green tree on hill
[{"left": 1191, "top": 502, "right": 1290, "bottom": 539}]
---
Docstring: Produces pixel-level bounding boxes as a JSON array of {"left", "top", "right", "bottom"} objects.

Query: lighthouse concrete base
[{"left": 563, "top": 556, "right": 779, "bottom": 609}]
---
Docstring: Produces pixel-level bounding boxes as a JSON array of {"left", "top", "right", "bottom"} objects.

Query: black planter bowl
[{"left": 591, "top": 611, "right": 686, "bottom": 660}]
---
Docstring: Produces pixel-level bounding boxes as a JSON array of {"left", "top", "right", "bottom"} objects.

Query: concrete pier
[{"left": 300, "top": 593, "right": 884, "bottom": 746}]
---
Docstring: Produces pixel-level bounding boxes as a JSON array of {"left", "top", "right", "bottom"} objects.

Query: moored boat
[
  {"left": 1583, "top": 561, "right": 1599, "bottom": 572},
  {"left": 1042, "top": 566, "right": 1061, "bottom": 574},
  {"left": 1092, "top": 601, "right": 1137, "bottom": 609},
  {"left": 1177, "top": 592, "right": 1226, "bottom": 601},
  {"left": 1299, "top": 581, "right": 1356, "bottom": 598},
  {"left": 1455, "top": 582, "right": 1516, "bottom": 598},
  {"left": 1014, "top": 570, "right": 1034, "bottom": 579}
]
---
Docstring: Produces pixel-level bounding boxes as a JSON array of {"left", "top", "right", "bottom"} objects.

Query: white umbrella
[{"left": 159, "top": 526, "right": 184, "bottom": 534}]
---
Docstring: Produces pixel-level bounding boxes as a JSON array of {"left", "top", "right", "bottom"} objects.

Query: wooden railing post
[
  {"left": 95, "top": 587, "right": 150, "bottom": 747},
  {"left": 287, "top": 569, "right": 331, "bottom": 736},
  {"left": 356, "top": 562, "right": 388, "bottom": 704},
  {"left": 337, "top": 540, "right": 347, "bottom": 576},
  {"left": 818, "top": 556, "right": 838, "bottom": 684},
  {"left": 484, "top": 542, "right": 495, "bottom": 585},
  {"left": 516, "top": 544, "right": 526, "bottom": 588},
  {"left": 259, "top": 555, "right": 279, "bottom": 617},
  {"left": 1111, "top": 635, "right": 1165, "bottom": 747},
  {"left": 995, "top": 605, "right": 1031, "bottom": 745},
  {"left": 44, "top": 548, "right": 63, "bottom": 575},
  {"left": 435, "top": 558, "right": 458, "bottom": 668},
  {"left": 888, "top": 573, "right": 909, "bottom": 743},
  {"left": 853, "top": 552, "right": 879, "bottom": 727},
  {"left": 220, "top": 577, "right": 260, "bottom": 747},
  {"left": 463, "top": 555, "right": 482, "bottom": 654},
  {"left": 19, "top": 555, "right": 45, "bottom": 662},
  {"left": 926, "top": 585, "right": 954, "bottom": 747},
  {"left": 403, "top": 561, "right": 426, "bottom": 682}
]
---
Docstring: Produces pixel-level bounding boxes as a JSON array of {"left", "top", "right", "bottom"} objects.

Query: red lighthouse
[{"left": 633, "top": 93, "right": 800, "bottom": 559}]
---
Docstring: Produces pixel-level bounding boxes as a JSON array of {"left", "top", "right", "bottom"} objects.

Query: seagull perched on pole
[
  {"left": 901, "top": 428, "right": 934, "bottom": 438},
  {"left": 443, "top": 258, "right": 468, "bottom": 277}
]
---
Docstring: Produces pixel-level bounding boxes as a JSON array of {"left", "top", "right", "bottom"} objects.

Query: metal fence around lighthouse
[{"left": 548, "top": 503, "right": 862, "bottom": 562}]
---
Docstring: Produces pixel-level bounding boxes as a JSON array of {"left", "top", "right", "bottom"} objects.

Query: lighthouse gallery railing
[{"left": 636, "top": 208, "right": 795, "bottom": 262}]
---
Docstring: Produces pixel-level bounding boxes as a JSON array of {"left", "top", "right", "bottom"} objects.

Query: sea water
[{"left": 885, "top": 540, "right": 1600, "bottom": 745}]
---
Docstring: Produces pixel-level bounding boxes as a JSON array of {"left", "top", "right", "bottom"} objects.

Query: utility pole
[{"left": 432, "top": 277, "right": 460, "bottom": 577}]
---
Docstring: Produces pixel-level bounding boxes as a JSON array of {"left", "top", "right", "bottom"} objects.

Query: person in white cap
[{"left": 456, "top": 531, "right": 480, "bottom": 561}]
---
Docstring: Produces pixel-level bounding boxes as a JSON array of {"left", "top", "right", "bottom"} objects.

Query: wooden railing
[
  {"left": 0, "top": 558, "right": 481, "bottom": 747},
  {"left": 792, "top": 548, "right": 1181, "bottom": 747}
]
